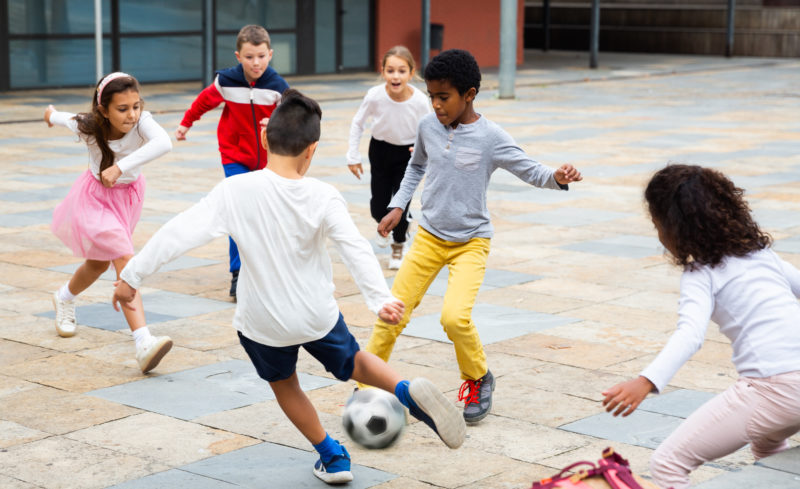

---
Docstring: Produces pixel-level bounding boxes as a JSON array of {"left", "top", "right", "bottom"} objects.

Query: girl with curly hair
[{"left": 601, "top": 164, "right": 800, "bottom": 489}]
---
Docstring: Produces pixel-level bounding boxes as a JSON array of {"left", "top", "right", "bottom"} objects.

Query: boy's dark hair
[
  {"left": 237, "top": 25, "right": 271, "bottom": 50},
  {"left": 423, "top": 49, "right": 481, "bottom": 95},
  {"left": 266, "top": 89, "right": 322, "bottom": 156},
  {"left": 645, "top": 164, "right": 771, "bottom": 269}
]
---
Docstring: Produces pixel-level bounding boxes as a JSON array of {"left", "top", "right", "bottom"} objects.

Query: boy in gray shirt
[{"left": 362, "top": 49, "right": 582, "bottom": 424}]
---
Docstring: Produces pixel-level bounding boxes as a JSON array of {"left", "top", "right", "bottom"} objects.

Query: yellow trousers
[{"left": 365, "top": 226, "right": 490, "bottom": 381}]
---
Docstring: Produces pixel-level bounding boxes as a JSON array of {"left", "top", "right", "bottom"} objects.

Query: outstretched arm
[{"left": 118, "top": 181, "right": 230, "bottom": 290}]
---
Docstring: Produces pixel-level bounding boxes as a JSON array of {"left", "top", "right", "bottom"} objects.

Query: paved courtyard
[{"left": 1, "top": 50, "right": 799, "bottom": 488}]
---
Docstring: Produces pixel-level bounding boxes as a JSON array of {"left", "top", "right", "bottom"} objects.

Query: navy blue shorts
[{"left": 238, "top": 313, "right": 360, "bottom": 383}]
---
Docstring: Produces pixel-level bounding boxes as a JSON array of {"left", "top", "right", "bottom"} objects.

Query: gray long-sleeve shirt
[{"left": 389, "top": 113, "right": 566, "bottom": 242}]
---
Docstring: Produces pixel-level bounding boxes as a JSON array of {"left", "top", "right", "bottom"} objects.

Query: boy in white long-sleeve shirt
[{"left": 112, "top": 89, "right": 465, "bottom": 485}]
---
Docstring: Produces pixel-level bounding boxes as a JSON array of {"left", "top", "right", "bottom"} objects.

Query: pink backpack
[{"left": 529, "top": 447, "right": 663, "bottom": 489}]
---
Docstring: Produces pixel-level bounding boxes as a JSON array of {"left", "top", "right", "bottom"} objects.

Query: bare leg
[
  {"left": 68, "top": 259, "right": 111, "bottom": 295},
  {"left": 270, "top": 373, "right": 326, "bottom": 444},
  {"left": 112, "top": 255, "right": 146, "bottom": 331},
  {"left": 350, "top": 350, "right": 402, "bottom": 393}
]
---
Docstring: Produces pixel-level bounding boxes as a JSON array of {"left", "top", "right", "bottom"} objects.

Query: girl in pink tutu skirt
[{"left": 45, "top": 72, "right": 173, "bottom": 373}]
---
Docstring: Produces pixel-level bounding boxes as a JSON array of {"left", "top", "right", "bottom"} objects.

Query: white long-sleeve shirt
[
  {"left": 120, "top": 169, "right": 395, "bottom": 347},
  {"left": 346, "top": 84, "right": 431, "bottom": 164},
  {"left": 50, "top": 109, "right": 171, "bottom": 184},
  {"left": 641, "top": 248, "right": 800, "bottom": 392}
]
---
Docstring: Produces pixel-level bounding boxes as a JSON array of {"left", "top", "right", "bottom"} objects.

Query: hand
[
  {"left": 175, "top": 125, "right": 189, "bottom": 141},
  {"left": 377, "top": 208, "right": 403, "bottom": 237},
  {"left": 44, "top": 105, "right": 55, "bottom": 127},
  {"left": 112, "top": 280, "right": 138, "bottom": 312},
  {"left": 100, "top": 164, "right": 122, "bottom": 188},
  {"left": 348, "top": 163, "right": 363, "bottom": 179},
  {"left": 554, "top": 163, "right": 582, "bottom": 185},
  {"left": 601, "top": 376, "right": 654, "bottom": 417},
  {"left": 378, "top": 300, "right": 405, "bottom": 324}
]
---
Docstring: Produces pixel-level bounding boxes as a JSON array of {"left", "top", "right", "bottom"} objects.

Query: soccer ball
[{"left": 342, "top": 388, "right": 406, "bottom": 449}]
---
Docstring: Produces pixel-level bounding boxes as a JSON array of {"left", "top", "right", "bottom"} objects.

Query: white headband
[{"left": 96, "top": 72, "right": 131, "bottom": 106}]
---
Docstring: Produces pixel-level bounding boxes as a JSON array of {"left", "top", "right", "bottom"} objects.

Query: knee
[
  {"left": 440, "top": 308, "right": 468, "bottom": 332},
  {"left": 85, "top": 260, "right": 111, "bottom": 274}
]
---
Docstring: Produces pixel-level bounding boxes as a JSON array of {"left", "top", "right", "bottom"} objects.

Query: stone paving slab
[
  {"left": 402, "top": 303, "right": 578, "bottom": 345},
  {"left": 386, "top": 267, "right": 541, "bottom": 297},
  {"left": 638, "top": 389, "right": 717, "bottom": 419},
  {"left": 560, "top": 410, "right": 684, "bottom": 450},
  {"left": 88, "top": 359, "right": 337, "bottom": 420},
  {"left": 695, "top": 465, "right": 800, "bottom": 488},
  {"left": 756, "top": 446, "right": 800, "bottom": 475},
  {"left": 108, "top": 442, "right": 396, "bottom": 489}
]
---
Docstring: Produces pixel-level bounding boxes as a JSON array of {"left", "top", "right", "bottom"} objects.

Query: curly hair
[
  {"left": 645, "top": 164, "right": 771, "bottom": 269},
  {"left": 423, "top": 49, "right": 481, "bottom": 95}
]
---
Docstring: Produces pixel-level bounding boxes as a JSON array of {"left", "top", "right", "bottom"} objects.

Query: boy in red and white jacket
[{"left": 176, "top": 24, "right": 289, "bottom": 299}]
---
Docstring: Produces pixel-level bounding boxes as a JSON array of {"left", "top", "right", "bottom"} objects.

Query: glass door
[{"left": 312, "top": 0, "right": 371, "bottom": 74}]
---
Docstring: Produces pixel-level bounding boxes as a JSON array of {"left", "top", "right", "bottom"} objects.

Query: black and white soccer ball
[{"left": 342, "top": 388, "right": 406, "bottom": 449}]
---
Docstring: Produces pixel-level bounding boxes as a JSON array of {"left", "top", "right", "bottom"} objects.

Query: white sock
[
  {"left": 132, "top": 327, "right": 153, "bottom": 350},
  {"left": 58, "top": 283, "right": 76, "bottom": 302}
]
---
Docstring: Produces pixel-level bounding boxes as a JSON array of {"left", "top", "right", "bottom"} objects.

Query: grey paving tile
[
  {"left": 774, "top": 236, "right": 800, "bottom": 254},
  {"left": 171, "top": 157, "right": 226, "bottom": 169},
  {"left": 88, "top": 360, "right": 338, "bottom": 420},
  {"left": 146, "top": 189, "right": 209, "bottom": 203},
  {"left": 11, "top": 172, "right": 82, "bottom": 185},
  {"left": 108, "top": 469, "right": 241, "bottom": 488},
  {"left": 39, "top": 145, "right": 89, "bottom": 155},
  {"left": 37, "top": 303, "right": 178, "bottom": 331},
  {"left": 402, "top": 303, "right": 578, "bottom": 345},
  {"left": 0, "top": 186, "right": 69, "bottom": 203},
  {"left": 756, "top": 446, "right": 800, "bottom": 476},
  {"left": 387, "top": 267, "right": 541, "bottom": 297},
  {"left": 561, "top": 234, "right": 664, "bottom": 259},
  {"left": 694, "top": 465, "right": 800, "bottom": 488},
  {"left": 48, "top": 255, "right": 221, "bottom": 282},
  {"left": 753, "top": 208, "right": 800, "bottom": 230},
  {"left": 133, "top": 290, "right": 233, "bottom": 318},
  {"left": 732, "top": 172, "right": 800, "bottom": 191},
  {"left": 180, "top": 442, "right": 396, "bottom": 488},
  {"left": 509, "top": 207, "right": 635, "bottom": 227},
  {"left": 25, "top": 156, "right": 87, "bottom": 168},
  {"left": 638, "top": 389, "right": 716, "bottom": 419},
  {"left": 0, "top": 209, "right": 53, "bottom": 227},
  {"left": 560, "top": 410, "right": 684, "bottom": 449},
  {"left": 627, "top": 132, "right": 714, "bottom": 149}
]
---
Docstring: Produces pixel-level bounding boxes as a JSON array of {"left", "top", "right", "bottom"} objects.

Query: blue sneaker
[
  {"left": 408, "top": 378, "right": 466, "bottom": 449},
  {"left": 313, "top": 445, "right": 353, "bottom": 484}
]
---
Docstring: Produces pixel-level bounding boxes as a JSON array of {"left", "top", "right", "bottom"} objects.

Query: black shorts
[{"left": 238, "top": 313, "right": 360, "bottom": 382}]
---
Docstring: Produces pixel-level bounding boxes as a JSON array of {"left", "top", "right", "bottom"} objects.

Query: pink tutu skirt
[{"left": 51, "top": 169, "right": 146, "bottom": 261}]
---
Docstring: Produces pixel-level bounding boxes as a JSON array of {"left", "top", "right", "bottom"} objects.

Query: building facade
[{"left": 0, "top": 0, "right": 525, "bottom": 90}]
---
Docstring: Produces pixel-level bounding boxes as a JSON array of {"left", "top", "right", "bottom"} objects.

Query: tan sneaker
[
  {"left": 52, "top": 292, "right": 77, "bottom": 337},
  {"left": 136, "top": 335, "right": 173, "bottom": 373},
  {"left": 389, "top": 242, "right": 404, "bottom": 270}
]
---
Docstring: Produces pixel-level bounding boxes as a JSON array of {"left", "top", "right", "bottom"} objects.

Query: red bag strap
[{"left": 530, "top": 461, "right": 597, "bottom": 489}]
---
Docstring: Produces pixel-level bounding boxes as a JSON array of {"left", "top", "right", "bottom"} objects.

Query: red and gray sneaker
[{"left": 458, "top": 370, "right": 495, "bottom": 424}]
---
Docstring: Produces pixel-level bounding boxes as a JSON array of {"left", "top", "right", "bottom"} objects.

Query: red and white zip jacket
[{"left": 180, "top": 64, "right": 289, "bottom": 170}]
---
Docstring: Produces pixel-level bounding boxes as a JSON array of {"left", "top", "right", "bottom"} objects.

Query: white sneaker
[
  {"left": 52, "top": 292, "right": 77, "bottom": 337},
  {"left": 375, "top": 232, "right": 391, "bottom": 248},
  {"left": 389, "top": 242, "right": 404, "bottom": 270},
  {"left": 135, "top": 335, "right": 173, "bottom": 373}
]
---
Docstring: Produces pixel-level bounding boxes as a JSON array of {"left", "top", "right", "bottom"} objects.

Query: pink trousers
[{"left": 649, "top": 371, "right": 800, "bottom": 489}]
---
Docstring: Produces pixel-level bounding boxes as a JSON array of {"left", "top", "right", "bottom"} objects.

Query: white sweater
[
  {"left": 641, "top": 248, "right": 800, "bottom": 392},
  {"left": 120, "top": 169, "right": 395, "bottom": 347},
  {"left": 50, "top": 110, "right": 171, "bottom": 184},
  {"left": 346, "top": 84, "right": 431, "bottom": 164}
]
